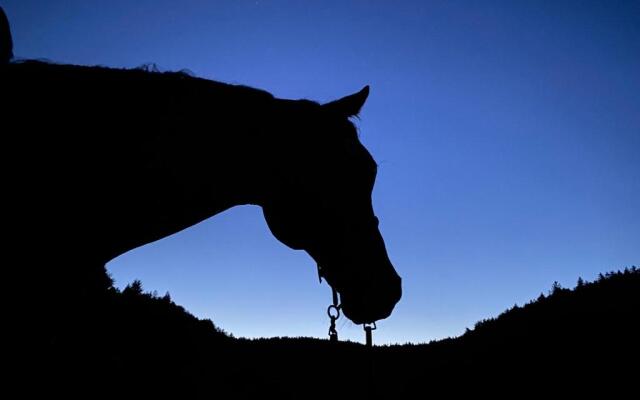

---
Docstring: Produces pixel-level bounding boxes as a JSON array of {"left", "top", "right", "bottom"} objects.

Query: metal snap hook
[{"left": 363, "top": 322, "right": 377, "bottom": 347}]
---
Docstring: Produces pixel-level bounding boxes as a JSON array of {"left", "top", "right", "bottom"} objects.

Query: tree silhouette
[{"left": 123, "top": 279, "right": 144, "bottom": 296}]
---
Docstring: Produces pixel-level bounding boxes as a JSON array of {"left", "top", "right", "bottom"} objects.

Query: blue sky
[{"left": 5, "top": 0, "right": 638, "bottom": 344}]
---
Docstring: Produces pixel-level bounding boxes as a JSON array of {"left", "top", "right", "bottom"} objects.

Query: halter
[{"left": 317, "top": 264, "right": 376, "bottom": 347}]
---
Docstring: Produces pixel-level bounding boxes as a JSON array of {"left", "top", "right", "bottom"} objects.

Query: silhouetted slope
[
  {"left": 464, "top": 269, "right": 639, "bottom": 357},
  {"left": 386, "top": 267, "right": 640, "bottom": 396},
  {"left": 36, "top": 273, "right": 234, "bottom": 397},
  {"left": 243, "top": 268, "right": 639, "bottom": 397},
  {"left": 23, "top": 266, "right": 638, "bottom": 398}
]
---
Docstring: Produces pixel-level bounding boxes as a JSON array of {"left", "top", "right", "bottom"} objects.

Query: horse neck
[
  {"left": 94, "top": 80, "right": 281, "bottom": 262},
  {"left": 195, "top": 97, "right": 308, "bottom": 211},
  {"left": 188, "top": 112, "right": 274, "bottom": 211}
]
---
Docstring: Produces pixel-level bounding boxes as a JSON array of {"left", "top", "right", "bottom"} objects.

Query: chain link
[
  {"left": 319, "top": 264, "right": 378, "bottom": 347},
  {"left": 327, "top": 287, "right": 340, "bottom": 341}
]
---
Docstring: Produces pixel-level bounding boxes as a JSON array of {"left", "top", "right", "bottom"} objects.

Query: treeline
[
  {"left": 23, "top": 266, "right": 639, "bottom": 398},
  {"left": 377, "top": 267, "right": 639, "bottom": 396}
]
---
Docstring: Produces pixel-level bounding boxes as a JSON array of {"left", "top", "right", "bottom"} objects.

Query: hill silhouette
[{"left": 23, "top": 265, "right": 638, "bottom": 398}]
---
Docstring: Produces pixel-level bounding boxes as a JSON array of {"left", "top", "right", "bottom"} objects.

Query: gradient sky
[{"left": 5, "top": 0, "right": 638, "bottom": 344}]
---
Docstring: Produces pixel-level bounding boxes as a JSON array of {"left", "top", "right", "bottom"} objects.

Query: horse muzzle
[{"left": 339, "top": 273, "right": 402, "bottom": 324}]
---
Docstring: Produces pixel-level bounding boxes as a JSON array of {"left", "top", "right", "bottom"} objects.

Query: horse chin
[
  {"left": 339, "top": 292, "right": 397, "bottom": 325},
  {"left": 340, "top": 303, "right": 392, "bottom": 325}
]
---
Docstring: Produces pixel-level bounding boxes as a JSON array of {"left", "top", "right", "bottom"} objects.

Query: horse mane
[
  {"left": 10, "top": 59, "right": 276, "bottom": 106},
  {"left": 8, "top": 59, "right": 362, "bottom": 149}
]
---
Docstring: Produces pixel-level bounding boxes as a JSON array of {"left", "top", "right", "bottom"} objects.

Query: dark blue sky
[{"left": 6, "top": 0, "right": 638, "bottom": 344}]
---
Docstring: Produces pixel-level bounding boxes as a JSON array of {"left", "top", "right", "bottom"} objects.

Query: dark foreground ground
[{"left": 14, "top": 267, "right": 639, "bottom": 398}]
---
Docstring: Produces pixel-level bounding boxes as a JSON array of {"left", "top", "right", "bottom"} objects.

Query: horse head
[{"left": 261, "top": 86, "right": 402, "bottom": 324}]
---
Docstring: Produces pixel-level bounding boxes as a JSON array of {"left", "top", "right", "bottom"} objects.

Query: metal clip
[
  {"left": 363, "top": 322, "right": 377, "bottom": 348},
  {"left": 328, "top": 316, "right": 338, "bottom": 342}
]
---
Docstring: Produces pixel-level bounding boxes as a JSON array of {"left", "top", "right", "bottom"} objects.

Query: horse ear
[{"left": 323, "top": 86, "right": 370, "bottom": 117}]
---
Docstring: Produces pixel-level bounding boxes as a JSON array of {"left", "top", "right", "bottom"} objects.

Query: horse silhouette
[{"left": 2, "top": 59, "right": 401, "bottom": 325}]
